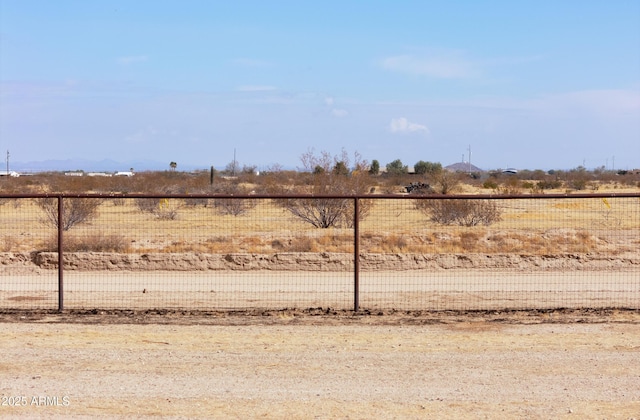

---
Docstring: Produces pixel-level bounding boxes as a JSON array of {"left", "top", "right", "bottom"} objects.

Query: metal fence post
[
  {"left": 353, "top": 197, "right": 360, "bottom": 312},
  {"left": 57, "top": 195, "right": 64, "bottom": 312}
]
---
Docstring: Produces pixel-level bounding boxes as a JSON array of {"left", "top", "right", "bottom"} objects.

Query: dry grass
[
  {"left": 0, "top": 194, "right": 637, "bottom": 256},
  {"left": 39, "top": 232, "right": 130, "bottom": 252}
]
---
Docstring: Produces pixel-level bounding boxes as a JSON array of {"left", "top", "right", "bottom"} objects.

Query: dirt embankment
[{"left": 1, "top": 251, "right": 638, "bottom": 272}]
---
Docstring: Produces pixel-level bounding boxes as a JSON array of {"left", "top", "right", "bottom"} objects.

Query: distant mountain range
[{"left": 10, "top": 159, "right": 209, "bottom": 173}]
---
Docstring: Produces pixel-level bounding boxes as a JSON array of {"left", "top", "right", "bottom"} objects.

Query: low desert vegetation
[
  {"left": 1, "top": 153, "right": 638, "bottom": 256},
  {"left": 40, "top": 233, "right": 130, "bottom": 253},
  {"left": 415, "top": 199, "right": 502, "bottom": 226},
  {"left": 36, "top": 197, "right": 101, "bottom": 231}
]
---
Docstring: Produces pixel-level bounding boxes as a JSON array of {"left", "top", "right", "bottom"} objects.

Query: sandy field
[{"left": 1, "top": 311, "right": 639, "bottom": 419}]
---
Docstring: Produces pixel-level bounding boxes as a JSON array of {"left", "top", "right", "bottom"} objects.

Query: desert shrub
[
  {"left": 458, "top": 231, "right": 481, "bottom": 251},
  {"left": 135, "top": 198, "right": 160, "bottom": 213},
  {"left": 537, "top": 179, "right": 563, "bottom": 190},
  {"left": 279, "top": 197, "right": 350, "bottom": 228},
  {"left": 212, "top": 184, "right": 258, "bottom": 216},
  {"left": 42, "top": 233, "right": 129, "bottom": 252},
  {"left": 134, "top": 198, "right": 180, "bottom": 220},
  {"left": 383, "top": 234, "right": 408, "bottom": 252},
  {"left": 429, "top": 170, "right": 462, "bottom": 194},
  {"left": 110, "top": 197, "right": 127, "bottom": 206},
  {"left": 499, "top": 176, "right": 522, "bottom": 195},
  {"left": 155, "top": 200, "right": 180, "bottom": 220},
  {"left": 1, "top": 235, "right": 18, "bottom": 252},
  {"left": 415, "top": 199, "right": 502, "bottom": 226},
  {"left": 482, "top": 180, "right": 498, "bottom": 190},
  {"left": 184, "top": 197, "right": 210, "bottom": 208},
  {"left": 36, "top": 197, "right": 101, "bottom": 231},
  {"left": 289, "top": 237, "right": 314, "bottom": 252},
  {"left": 276, "top": 149, "right": 373, "bottom": 228},
  {"left": 570, "top": 178, "right": 588, "bottom": 190}
]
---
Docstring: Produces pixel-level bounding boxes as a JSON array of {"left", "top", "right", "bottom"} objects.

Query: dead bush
[
  {"left": 416, "top": 199, "right": 502, "bottom": 226},
  {"left": 212, "top": 185, "right": 258, "bottom": 216},
  {"left": 276, "top": 149, "right": 373, "bottom": 228},
  {"left": 36, "top": 197, "right": 101, "bottom": 231},
  {"left": 134, "top": 198, "right": 160, "bottom": 213},
  {"left": 216, "top": 198, "right": 257, "bottom": 216}
]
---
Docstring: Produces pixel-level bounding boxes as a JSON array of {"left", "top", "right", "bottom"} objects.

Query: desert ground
[
  {"left": 1, "top": 189, "right": 638, "bottom": 418},
  {"left": 1, "top": 311, "right": 639, "bottom": 419}
]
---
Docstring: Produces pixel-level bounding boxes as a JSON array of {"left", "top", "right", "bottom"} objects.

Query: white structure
[
  {"left": 0, "top": 170, "right": 20, "bottom": 177},
  {"left": 114, "top": 171, "right": 135, "bottom": 177}
]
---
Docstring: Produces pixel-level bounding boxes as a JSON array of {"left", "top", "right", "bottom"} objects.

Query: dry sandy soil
[{"left": 1, "top": 310, "right": 639, "bottom": 419}]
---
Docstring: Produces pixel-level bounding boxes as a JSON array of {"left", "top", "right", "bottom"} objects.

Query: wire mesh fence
[{"left": 0, "top": 193, "right": 638, "bottom": 311}]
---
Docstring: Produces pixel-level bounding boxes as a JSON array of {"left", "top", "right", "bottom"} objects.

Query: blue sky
[{"left": 1, "top": 0, "right": 639, "bottom": 171}]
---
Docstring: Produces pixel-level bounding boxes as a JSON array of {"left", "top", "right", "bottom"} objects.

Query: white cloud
[
  {"left": 324, "top": 96, "right": 334, "bottom": 106},
  {"left": 389, "top": 117, "right": 429, "bottom": 134},
  {"left": 117, "top": 55, "right": 148, "bottom": 65},
  {"left": 381, "top": 52, "right": 477, "bottom": 79},
  {"left": 331, "top": 109, "right": 348, "bottom": 118},
  {"left": 236, "top": 85, "right": 277, "bottom": 92}
]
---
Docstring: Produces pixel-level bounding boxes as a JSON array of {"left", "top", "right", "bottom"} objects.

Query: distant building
[
  {"left": 114, "top": 171, "right": 135, "bottom": 177},
  {"left": 0, "top": 170, "right": 20, "bottom": 177}
]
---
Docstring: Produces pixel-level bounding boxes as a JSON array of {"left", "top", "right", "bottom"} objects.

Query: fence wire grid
[{"left": 1, "top": 193, "right": 638, "bottom": 311}]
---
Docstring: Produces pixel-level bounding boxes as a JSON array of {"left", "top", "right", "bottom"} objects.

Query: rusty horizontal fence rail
[{"left": 1, "top": 192, "right": 638, "bottom": 312}]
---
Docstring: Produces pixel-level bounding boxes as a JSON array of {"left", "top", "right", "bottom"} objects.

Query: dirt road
[
  {"left": 2, "top": 268, "right": 638, "bottom": 311},
  {"left": 1, "top": 312, "right": 639, "bottom": 419}
]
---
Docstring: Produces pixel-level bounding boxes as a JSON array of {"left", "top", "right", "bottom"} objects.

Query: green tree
[
  {"left": 169, "top": 162, "right": 177, "bottom": 171},
  {"left": 369, "top": 159, "right": 380, "bottom": 175},
  {"left": 385, "top": 159, "right": 407, "bottom": 176},
  {"left": 425, "top": 162, "right": 443, "bottom": 176},
  {"left": 415, "top": 161, "right": 443, "bottom": 176},
  {"left": 333, "top": 161, "right": 349, "bottom": 176},
  {"left": 414, "top": 160, "right": 428, "bottom": 175}
]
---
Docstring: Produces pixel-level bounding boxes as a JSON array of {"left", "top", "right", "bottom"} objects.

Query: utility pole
[
  {"left": 468, "top": 145, "right": 472, "bottom": 174},
  {"left": 5, "top": 150, "right": 9, "bottom": 174}
]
